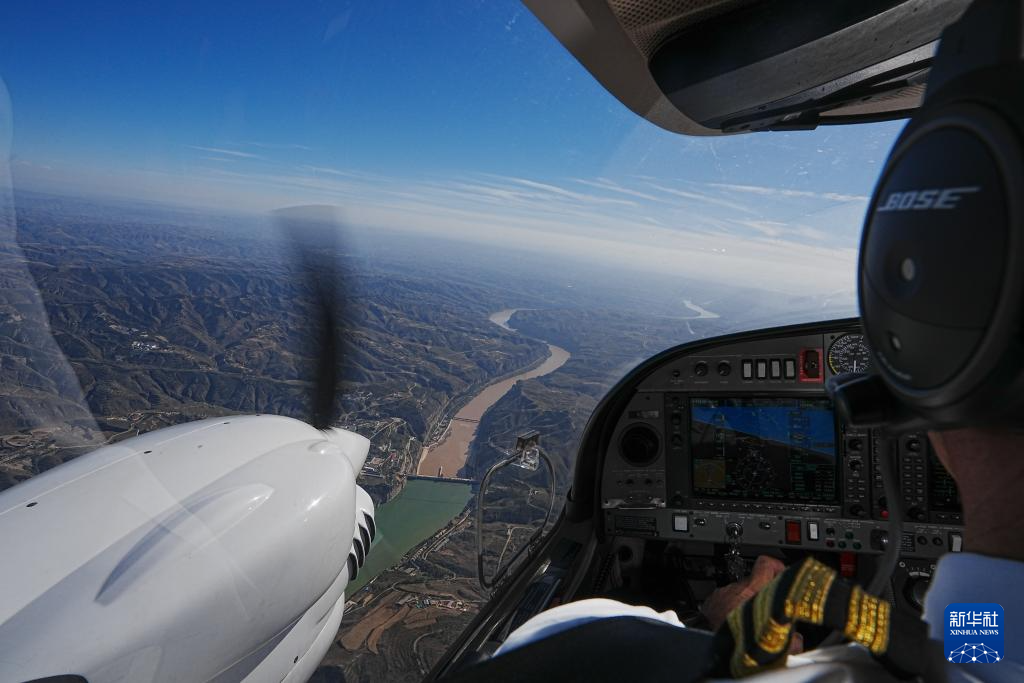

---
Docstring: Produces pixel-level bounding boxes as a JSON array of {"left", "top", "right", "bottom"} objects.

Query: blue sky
[{"left": 0, "top": 1, "right": 905, "bottom": 294}]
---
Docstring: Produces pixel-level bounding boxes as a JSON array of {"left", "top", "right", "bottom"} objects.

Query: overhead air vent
[{"left": 607, "top": 0, "right": 755, "bottom": 57}]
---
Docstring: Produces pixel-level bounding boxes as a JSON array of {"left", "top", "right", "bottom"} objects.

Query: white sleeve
[
  {"left": 496, "top": 558, "right": 1024, "bottom": 682},
  {"left": 494, "top": 598, "right": 685, "bottom": 655},
  {"left": 923, "top": 552, "right": 1024, "bottom": 682}
]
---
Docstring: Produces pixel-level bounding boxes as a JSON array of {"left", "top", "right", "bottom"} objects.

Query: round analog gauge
[
  {"left": 827, "top": 333, "right": 872, "bottom": 374},
  {"left": 619, "top": 425, "right": 660, "bottom": 466}
]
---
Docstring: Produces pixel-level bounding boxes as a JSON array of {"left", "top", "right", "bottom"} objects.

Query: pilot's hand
[{"left": 700, "top": 555, "right": 804, "bottom": 653}]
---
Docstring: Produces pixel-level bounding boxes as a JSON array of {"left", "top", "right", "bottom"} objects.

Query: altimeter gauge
[{"left": 827, "top": 333, "right": 872, "bottom": 374}]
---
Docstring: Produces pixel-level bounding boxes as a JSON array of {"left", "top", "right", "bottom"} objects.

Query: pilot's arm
[{"left": 496, "top": 554, "right": 798, "bottom": 656}]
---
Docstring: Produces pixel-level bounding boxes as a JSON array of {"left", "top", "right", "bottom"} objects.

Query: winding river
[
  {"left": 416, "top": 310, "right": 570, "bottom": 478},
  {"left": 350, "top": 310, "right": 570, "bottom": 593}
]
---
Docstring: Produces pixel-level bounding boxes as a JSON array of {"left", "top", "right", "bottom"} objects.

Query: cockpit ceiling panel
[
  {"left": 606, "top": 0, "right": 756, "bottom": 58},
  {"left": 525, "top": 0, "right": 971, "bottom": 135}
]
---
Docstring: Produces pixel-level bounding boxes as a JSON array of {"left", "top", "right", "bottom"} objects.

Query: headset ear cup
[{"left": 858, "top": 67, "right": 1024, "bottom": 428}]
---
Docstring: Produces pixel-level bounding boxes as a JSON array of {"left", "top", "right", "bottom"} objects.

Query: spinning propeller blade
[{"left": 273, "top": 205, "right": 350, "bottom": 430}]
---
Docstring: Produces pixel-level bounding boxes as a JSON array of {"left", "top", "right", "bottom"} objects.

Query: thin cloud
[
  {"left": 707, "top": 182, "right": 867, "bottom": 203},
  {"left": 13, "top": 159, "right": 53, "bottom": 170},
  {"left": 735, "top": 219, "right": 828, "bottom": 241},
  {"left": 242, "top": 141, "right": 313, "bottom": 151},
  {"left": 821, "top": 192, "right": 868, "bottom": 202},
  {"left": 19, "top": 158, "right": 864, "bottom": 296},
  {"left": 646, "top": 182, "right": 759, "bottom": 215},
  {"left": 790, "top": 224, "right": 830, "bottom": 241},
  {"left": 302, "top": 165, "right": 381, "bottom": 180},
  {"left": 573, "top": 177, "right": 662, "bottom": 202},
  {"left": 737, "top": 220, "right": 786, "bottom": 238},
  {"left": 187, "top": 145, "right": 263, "bottom": 159},
  {"left": 490, "top": 174, "right": 638, "bottom": 207}
]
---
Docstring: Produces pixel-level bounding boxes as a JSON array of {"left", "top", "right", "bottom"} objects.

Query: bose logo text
[{"left": 876, "top": 186, "right": 981, "bottom": 212}]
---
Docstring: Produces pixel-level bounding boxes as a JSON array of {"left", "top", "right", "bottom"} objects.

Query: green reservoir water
[{"left": 349, "top": 478, "right": 473, "bottom": 593}]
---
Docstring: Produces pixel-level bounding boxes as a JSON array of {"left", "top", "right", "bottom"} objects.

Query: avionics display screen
[{"left": 690, "top": 397, "right": 838, "bottom": 503}]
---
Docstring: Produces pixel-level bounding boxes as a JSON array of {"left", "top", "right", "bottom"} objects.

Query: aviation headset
[{"left": 830, "top": 0, "right": 1024, "bottom": 432}]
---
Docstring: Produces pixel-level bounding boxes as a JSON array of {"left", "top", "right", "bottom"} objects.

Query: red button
[
  {"left": 785, "top": 520, "right": 802, "bottom": 544},
  {"left": 840, "top": 552, "right": 857, "bottom": 578}
]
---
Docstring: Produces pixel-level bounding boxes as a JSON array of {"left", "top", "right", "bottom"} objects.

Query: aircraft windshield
[{"left": 0, "top": 2, "right": 901, "bottom": 680}]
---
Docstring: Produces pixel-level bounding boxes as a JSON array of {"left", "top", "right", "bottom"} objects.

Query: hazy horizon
[{"left": 2, "top": 1, "right": 902, "bottom": 297}]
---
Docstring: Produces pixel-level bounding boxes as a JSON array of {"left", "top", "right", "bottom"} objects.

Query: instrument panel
[{"left": 600, "top": 322, "right": 963, "bottom": 561}]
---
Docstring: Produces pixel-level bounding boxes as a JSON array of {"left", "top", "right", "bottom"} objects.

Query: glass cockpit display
[{"left": 690, "top": 397, "right": 837, "bottom": 502}]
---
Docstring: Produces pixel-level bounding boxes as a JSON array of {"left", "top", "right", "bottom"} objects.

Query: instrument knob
[{"left": 905, "top": 576, "right": 931, "bottom": 610}]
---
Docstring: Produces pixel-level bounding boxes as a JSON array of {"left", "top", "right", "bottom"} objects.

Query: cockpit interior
[
  {"left": 4, "top": 0, "right": 1021, "bottom": 680},
  {"left": 430, "top": 320, "right": 962, "bottom": 675}
]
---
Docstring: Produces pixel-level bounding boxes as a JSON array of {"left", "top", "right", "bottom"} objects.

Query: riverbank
[
  {"left": 416, "top": 311, "right": 570, "bottom": 478},
  {"left": 355, "top": 309, "right": 569, "bottom": 594},
  {"left": 348, "top": 478, "right": 473, "bottom": 593}
]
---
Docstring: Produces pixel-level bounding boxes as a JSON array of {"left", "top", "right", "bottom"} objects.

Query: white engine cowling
[{"left": 0, "top": 415, "right": 375, "bottom": 683}]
